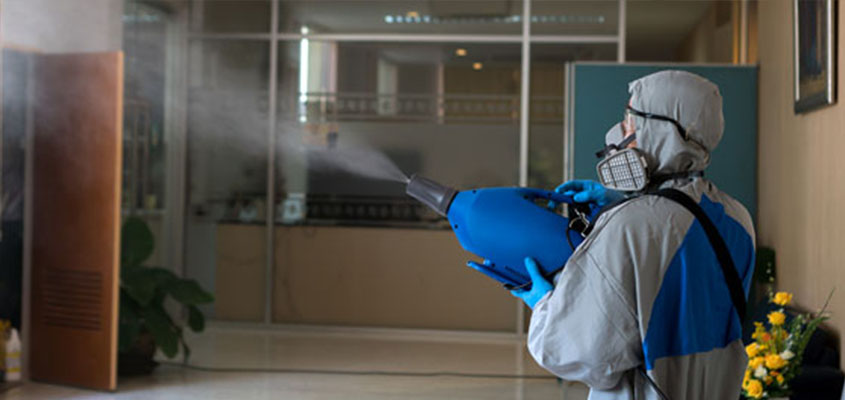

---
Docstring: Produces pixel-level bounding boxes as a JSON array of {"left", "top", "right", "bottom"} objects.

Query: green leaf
[
  {"left": 166, "top": 279, "right": 215, "bottom": 305},
  {"left": 118, "top": 259, "right": 214, "bottom": 359},
  {"left": 148, "top": 267, "right": 179, "bottom": 286},
  {"left": 121, "top": 217, "right": 155, "bottom": 267},
  {"left": 121, "top": 265, "right": 158, "bottom": 305},
  {"left": 188, "top": 305, "right": 205, "bottom": 332},
  {"left": 140, "top": 304, "right": 179, "bottom": 358}
]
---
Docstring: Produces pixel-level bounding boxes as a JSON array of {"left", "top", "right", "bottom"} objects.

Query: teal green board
[{"left": 571, "top": 63, "right": 758, "bottom": 220}]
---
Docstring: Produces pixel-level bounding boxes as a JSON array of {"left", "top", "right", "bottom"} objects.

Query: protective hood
[{"left": 609, "top": 70, "right": 724, "bottom": 176}]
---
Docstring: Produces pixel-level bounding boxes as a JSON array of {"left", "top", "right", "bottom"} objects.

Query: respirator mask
[{"left": 595, "top": 106, "right": 689, "bottom": 192}]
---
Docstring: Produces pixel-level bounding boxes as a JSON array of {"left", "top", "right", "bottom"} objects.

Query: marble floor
[{"left": 4, "top": 325, "right": 589, "bottom": 399}]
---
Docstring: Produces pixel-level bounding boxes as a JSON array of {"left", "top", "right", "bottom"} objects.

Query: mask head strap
[
  {"left": 649, "top": 170, "right": 705, "bottom": 188},
  {"left": 626, "top": 105, "right": 688, "bottom": 140},
  {"left": 595, "top": 133, "right": 637, "bottom": 159}
]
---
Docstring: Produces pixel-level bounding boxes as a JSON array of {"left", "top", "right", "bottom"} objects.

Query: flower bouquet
[{"left": 741, "top": 291, "right": 832, "bottom": 399}]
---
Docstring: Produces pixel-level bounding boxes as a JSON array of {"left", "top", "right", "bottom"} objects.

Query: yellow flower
[
  {"left": 746, "top": 379, "right": 763, "bottom": 398},
  {"left": 764, "top": 376, "right": 773, "bottom": 385},
  {"left": 746, "top": 343, "right": 762, "bottom": 357},
  {"left": 776, "top": 374, "right": 784, "bottom": 384},
  {"left": 742, "top": 369, "right": 753, "bottom": 389},
  {"left": 768, "top": 311, "right": 786, "bottom": 326},
  {"left": 751, "top": 322, "right": 766, "bottom": 339},
  {"left": 765, "top": 354, "right": 787, "bottom": 370},
  {"left": 749, "top": 356, "right": 765, "bottom": 370},
  {"left": 773, "top": 292, "right": 793, "bottom": 306}
]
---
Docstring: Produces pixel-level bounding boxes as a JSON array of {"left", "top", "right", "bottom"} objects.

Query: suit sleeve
[{"left": 527, "top": 249, "right": 642, "bottom": 390}]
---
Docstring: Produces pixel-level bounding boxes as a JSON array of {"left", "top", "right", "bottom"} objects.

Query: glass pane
[
  {"left": 280, "top": 1, "right": 523, "bottom": 34},
  {"left": 122, "top": 0, "right": 175, "bottom": 269},
  {"left": 273, "top": 41, "right": 520, "bottom": 326},
  {"left": 186, "top": 39, "right": 270, "bottom": 321},
  {"left": 530, "top": 0, "right": 618, "bottom": 36},
  {"left": 529, "top": 43, "right": 616, "bottom": 189},
  {"left": 124, "top": 2, "right": 169, "bottom": 214},
  {"left": 1, "top": 51, "right": 30, "bottom": 330},
  {"left": 275, "top": 41, "right": 521, "bottom": 224},
  {"left": 627, "top": 0, "right": 714, "bottom": 62},
  {"left": 190, "top": 0, "right": 272, "bottom": 33}
]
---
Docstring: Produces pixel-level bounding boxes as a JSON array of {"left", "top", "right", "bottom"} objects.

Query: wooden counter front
[{"left": 215, "top": 224, "right": 515, "bottom": 331}]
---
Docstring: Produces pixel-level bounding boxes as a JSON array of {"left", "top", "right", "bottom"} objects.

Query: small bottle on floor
[{"left": 5, "top": 328, "right": 21, "bottom": 382}]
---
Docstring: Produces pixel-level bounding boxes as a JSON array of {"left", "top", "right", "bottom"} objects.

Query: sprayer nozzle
[{"left": 406, "top": 175, "right": 458, "bottom": 217}]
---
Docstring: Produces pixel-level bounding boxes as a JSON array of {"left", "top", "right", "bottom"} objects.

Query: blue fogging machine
[{"left": 406, "top": 175, "right": 596, "bottom": 289}]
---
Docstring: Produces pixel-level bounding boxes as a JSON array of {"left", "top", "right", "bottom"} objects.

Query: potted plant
[
  {"left": 741, "top": 291, "right": 832, "bottom": 399},
  {"left": 118, "top": 217, "right": 214, "bottom": 375}
]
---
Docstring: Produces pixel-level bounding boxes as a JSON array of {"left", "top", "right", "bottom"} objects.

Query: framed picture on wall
[{"left": 794, "top": 0, "right": 837, "bottom": 113}]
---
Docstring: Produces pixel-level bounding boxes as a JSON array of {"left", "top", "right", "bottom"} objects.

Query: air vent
[{"left": 41, "top": 268, "right": 103, "bottom": 331}]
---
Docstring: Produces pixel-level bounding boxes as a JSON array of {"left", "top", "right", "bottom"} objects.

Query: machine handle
[
  {"left": 516, "top": 187, "right": 573, "bottom": 204},
  {"left": 515, "top": 187, "right": 575, "bottom": 211}
]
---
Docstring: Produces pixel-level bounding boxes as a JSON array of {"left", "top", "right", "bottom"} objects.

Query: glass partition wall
[
  {"left": 122, "top": 1, "right": 181, "bottom": 272},
  {"left": 124, "top": 0, "right": 622, "bottom": 328}
]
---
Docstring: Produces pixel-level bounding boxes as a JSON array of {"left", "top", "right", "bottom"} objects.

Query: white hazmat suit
[{"left": 528, "top": 70, "right": 756, "bottom": 399}]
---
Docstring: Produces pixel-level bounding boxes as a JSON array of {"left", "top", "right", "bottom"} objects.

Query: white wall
[
  {"left": 2, "top": 0, "right": 123, "bottom": 53},
  {"left": 757, "top": 0, "right": 845, "bottom": 355}
]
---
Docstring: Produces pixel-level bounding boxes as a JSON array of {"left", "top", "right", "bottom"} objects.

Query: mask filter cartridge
[{"left": 596, "top": 148, "right": 649, "bottom": 192}]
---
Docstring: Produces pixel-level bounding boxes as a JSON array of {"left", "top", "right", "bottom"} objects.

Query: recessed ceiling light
[
  {"left": 473, "top": 62, "right": 483, "bottom": 70},
  {"left": 455, "top": 48, "right": 467, "bottom": 57},
  {"left": 381, "top": 13, "right": 605, "bottom": 25}
]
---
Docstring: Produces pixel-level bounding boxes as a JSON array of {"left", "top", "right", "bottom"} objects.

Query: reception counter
[{"left": 214, "top": 224, "right": 517, "bottom": 332}]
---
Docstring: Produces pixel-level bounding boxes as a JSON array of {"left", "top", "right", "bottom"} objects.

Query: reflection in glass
[
  {"left": 273, "top": 41, "right": 521, "bottom": 326},
  {"left": 529, "top": 44, "right": 616, "bottom": 189},
  {"left": 279, "top": 1, "right": 523, "bottom": 35},
  {"left": 190, "top": 0, "right": 272, "bottom": 33},
  {"left": 185, "top": 39, "right": 270, "bottom": 321},
  {"left": 123, "top": 1, "right": 175, "bottom": 269},
  {"left": 277, "top": 42, "right": 521, "bottom": 209},
  {"left": 626, "top": 0, "right": 714, "bottom": 62},
  {"left": 531, "top": 0, "right": 618, "bottom": 36}
]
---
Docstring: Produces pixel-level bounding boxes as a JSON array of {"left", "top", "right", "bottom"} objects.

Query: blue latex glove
[
  {"left": 556, "top": 179, "right": 623, "bottom": 207},
  {"left": 510, "top": 257, "right": 553, "bottom": 309}
]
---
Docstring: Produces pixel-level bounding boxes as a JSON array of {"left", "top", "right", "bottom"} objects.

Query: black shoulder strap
[{"left": 653, "top": 188, "right": 747, "bottom": 323}]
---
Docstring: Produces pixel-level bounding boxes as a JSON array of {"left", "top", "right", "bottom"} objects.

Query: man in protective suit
[{"left": 511, "top": 70, "right": 756, "bottom": 399}]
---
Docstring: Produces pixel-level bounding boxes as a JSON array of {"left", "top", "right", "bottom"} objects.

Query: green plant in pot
[{"left": 119, "top": 216, "right": 214, "bottom": 375}]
